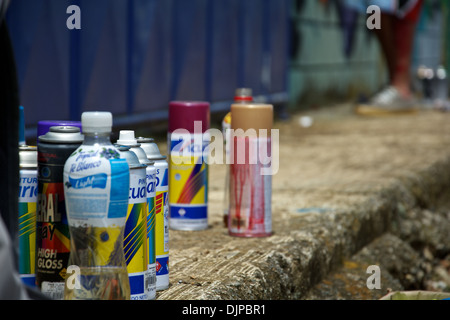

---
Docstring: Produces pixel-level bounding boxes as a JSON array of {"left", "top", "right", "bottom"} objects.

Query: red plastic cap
[
  {"left": 234, "top": 96, "right": 253, "bottom": 102},
  {"left": 169, "top": 101, "right": 210, "bottom": 133}
]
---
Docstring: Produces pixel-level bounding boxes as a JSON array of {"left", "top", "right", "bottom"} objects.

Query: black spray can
[{"left": 36, "top": 126, "right": 83, "bottom": 299}]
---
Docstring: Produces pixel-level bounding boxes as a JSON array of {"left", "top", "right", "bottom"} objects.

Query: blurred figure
[
  {"left": 0, "top": 0, "right": 48, "bottom": 300},
  {"left": 348, "top": 0, "right": 424, "bottom": 115},
  {"left": 0, "top": 0, "right": 26, "bottom": 299}
]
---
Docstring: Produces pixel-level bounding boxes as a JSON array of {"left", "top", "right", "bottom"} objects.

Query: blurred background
[{"left": 4, "top": 0, "right": 450, "bottom": 140}]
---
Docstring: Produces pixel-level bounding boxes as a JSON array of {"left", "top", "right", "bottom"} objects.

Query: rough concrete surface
[{"left": 152, "top": 103, "right": 450, "bottom": 300}]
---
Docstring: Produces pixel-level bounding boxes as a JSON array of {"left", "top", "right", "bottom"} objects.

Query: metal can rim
[{"left": 38, "top": 126, "right": 84, "bottom": 143}]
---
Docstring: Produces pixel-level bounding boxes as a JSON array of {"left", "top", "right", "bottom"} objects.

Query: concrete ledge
[{"left": 156, "top": 104, "right": 450, "bottom": 300}]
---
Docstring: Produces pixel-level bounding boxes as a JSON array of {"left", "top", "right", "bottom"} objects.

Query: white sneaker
[{"left": 356, "top": 86, "right": 420, "bottom": 115}]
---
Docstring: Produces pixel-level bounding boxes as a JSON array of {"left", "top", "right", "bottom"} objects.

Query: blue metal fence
[{"left": 6, "top": 0, "right": 290, "bottom": 139}]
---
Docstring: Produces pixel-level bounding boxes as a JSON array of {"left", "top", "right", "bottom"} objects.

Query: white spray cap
[
  {"left": 81, "top": 111, "right": 112, "bottom": 133},
  {"left": 116, "top": 130, "right": 139, "bottom": 146}
]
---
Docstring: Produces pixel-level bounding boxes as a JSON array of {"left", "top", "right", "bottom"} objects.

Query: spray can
[
  {"left": 417, "top": 66, "right": 434, "bottom": 108},
  {"left": 138, "top": 137, "right": 169, "bottom": 291},
  {"left": 168, "top": 101, "right": 210, "bottom": 231},
  {"left": 116, "top": 131, "right": 156, "bottom": 300},
  {"left": 18, "top": 145, "right": 38, "bottom": 287},
  {"left": 116, "top": 146, "right": 149, "bottom": 300},
  {"left": 222, "top": 89, "right": 253, "bottom": 227},
  {"left": 229, "top": 103, "right": 273, "bottom": 237},
  {"left": 36, "top": 126, "right": 84, "bottom": 298},
  {"left": 433, "top": 65, "right": 449, "bottom": 110}
]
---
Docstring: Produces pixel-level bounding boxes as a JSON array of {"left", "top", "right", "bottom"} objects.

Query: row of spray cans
[
  {"left": 18, "top": 124, "right": 84, "bottom": 292},
  {"left": 17, "top": 117, "right": 82, "bottom": 289},
  {"left": 115, "top": 131, "right": 170, "bottom": 297},
  {"left": 18, "top": 90, "right": 274, "bottom": 299},
  {"left": 167, "top": 93, "right": 274, "bottom": 237},
  {"left": 18, "top": 112, "right": 169, "bottom": 300}
]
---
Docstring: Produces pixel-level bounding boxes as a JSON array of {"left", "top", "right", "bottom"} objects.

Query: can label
[
  {"left": 155, "top": 190, "right": 169, "bottom": 255},
  {"left": 124, "top": 168, "right": 148, "bottom": 300},
  {"left": 229, "top": 136, "right": 272, "bottom": 237},
  {"left": 146, "top": 167, "right": 157, "bottom": 299},
  {"left": 36, "top": 182, "right": 71, "bottom": 288},
  {"left": 169, "top": 133, "right": 208, "bottom": 230},
  {"left": 37, "top": 143, "right": 79, "bottom": 298},
  {"left": 156, "top": 255, "right": 169, "bottom": 281},
  {"left": 155, "top": 162, "right": 169, "bottom": 288},
  {"left": 64, "top": 147, "right": 130, "bottom": 226},
  {"left": 18, "top": 170, "right": 38, "bottom": 286}
]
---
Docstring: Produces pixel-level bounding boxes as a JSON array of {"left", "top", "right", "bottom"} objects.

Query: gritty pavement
[{"left": 148, "top": 103, "right": 450, "bottom": 300}]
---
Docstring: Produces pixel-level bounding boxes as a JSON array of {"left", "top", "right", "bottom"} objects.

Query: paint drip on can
[
  {"left": 222, "top": 88, "right": 253, "bottom": 227},
  {"left": 228, "top": 103, "right": 273, "bottom": 237}
]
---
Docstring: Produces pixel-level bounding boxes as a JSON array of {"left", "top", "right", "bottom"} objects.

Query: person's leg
[
  {"left": 373, "top": 13, "right": 397, "bottom": 85},
  {"left": 356, "top": 0, "right": 424, "bottom": 115},
  {"left": 372, "top": 0, "right": 423, "bottom": 98},
  {"left": 390, "top": 0, "right": 424, "bottom": 98}
]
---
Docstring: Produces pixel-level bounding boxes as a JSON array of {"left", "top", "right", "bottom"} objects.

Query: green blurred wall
[{"left": 289, "top": 0, "right": 448, "bottom": 110}]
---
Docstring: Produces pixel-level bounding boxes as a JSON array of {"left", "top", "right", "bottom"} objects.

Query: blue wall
[{"left": 6, "top": 0, "right": 290, "bottom": 138}]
